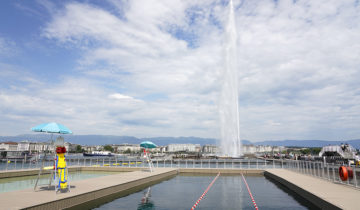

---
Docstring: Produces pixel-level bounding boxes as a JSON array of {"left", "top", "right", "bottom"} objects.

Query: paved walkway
[
  {"left": 265, "top": 169, "right": 360, "bottom": 210},
  {"left": 0, "top": 168, "right": 177, "bottom": 210}
]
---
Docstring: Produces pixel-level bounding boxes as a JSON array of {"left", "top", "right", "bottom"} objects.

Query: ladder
[
  {"left": 34, "top": 141, "right": 54, "bottom": 191},
  {"left": 143, "top": 149, "right": 155, "bottom": 172}
]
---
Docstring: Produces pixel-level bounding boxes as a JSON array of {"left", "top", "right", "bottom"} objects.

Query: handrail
[{"left": 1, "top": 157, "right": 359, "bottom": 190}]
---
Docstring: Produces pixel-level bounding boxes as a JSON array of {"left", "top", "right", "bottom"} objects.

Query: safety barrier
[
  {"left": 1, "top": 157, "right": 359, "bottom": 190},
  {"left": 283, "top": 159, "right": 360, "bottom": 189},
  {"left": 0, "top": 157, "right": 279, "bottom": 171}
]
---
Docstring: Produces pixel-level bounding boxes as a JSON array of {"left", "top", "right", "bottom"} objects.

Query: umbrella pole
[
  {"left": 34, "top": 143, "right": 48, "bottom": 191},
  {"left": 34, "top": 134, "right": 52, "bottom": 191},
  {"left": 34, "top": 158, "right": 43, "bottom": 191}
]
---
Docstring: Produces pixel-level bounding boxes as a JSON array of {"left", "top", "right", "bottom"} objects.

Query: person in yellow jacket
[{"left": 55, "top": 146, "right": 68, "bottom": 190}]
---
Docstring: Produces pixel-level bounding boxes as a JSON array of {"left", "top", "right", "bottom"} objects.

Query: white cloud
[
  {"left": 108, "top": 93, "right": 134, "bottom": 100},
  {"left": 0, "top": 37, "right": 17, "bottom": 56},
  {"left": 0, "top": 0, "right": 359, "bottom": 141}
]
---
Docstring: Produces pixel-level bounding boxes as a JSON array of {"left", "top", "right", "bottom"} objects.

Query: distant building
[
  {"left": 242, "top": 145, "right": 285, "bottom": 154},
  {"left": 95, "top": 145, "right": 104, "bottom": 151},
  {"left": 64, "top": 142, "right": 78, "bottom": 153},
  {"left": 17, "top": 141, "right": 30, "bottom": 151},
  {"left": 202, "top": 145, "right": 218, "bottom": 154},
  {"left": 34, "top": 142, "right": 47, "bottom": 152},
  {"left": 149, "top": 146, "right": 166, "bottom": 153},
  {"left": 0, "top": 142, "right": 18, "bottom": 151},
  {"left": 41, "top": 142, "right": 55, "bottom": 152},
  {"left": 82, "top": 145, "right": 96, "bottom": 153},
  {"left": 242, "top": 145, "right": 257, "bottom": 154},
  {"left": 167, "top": 144, "right": 201, "bottom": 153},
  {"left": 0, "top": 141, "right": 33, "bottom": 159},
  {"left": 115, "top": 144, "right": 141, "bottom": 153}
]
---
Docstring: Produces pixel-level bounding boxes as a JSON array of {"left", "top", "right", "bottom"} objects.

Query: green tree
[
  {"left": 104, "top": 145, "right": 114, "bottom": 152},
  {"left": 75, "top": 145, "right": 83, "bottom": 153},
  {"left": 300, "top": 148, "right": 310, "bottom": 154},
  {"left": 311, "top": 147, "right": 321, "bottom": 155},
  {"left": 123, "top": 148, "right": 131, "bottom": 154},
  {"left": 300, "top": 147, "right": 321, "bottom": 155}
]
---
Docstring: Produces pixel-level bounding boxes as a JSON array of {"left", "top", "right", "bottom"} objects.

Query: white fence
[{"left": 1, "top": 157, "right": 359, "bottom": 189}]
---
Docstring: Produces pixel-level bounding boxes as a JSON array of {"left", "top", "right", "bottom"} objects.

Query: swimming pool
[{"left": 89, "top": 174, "right": 316, "bottom": 210}]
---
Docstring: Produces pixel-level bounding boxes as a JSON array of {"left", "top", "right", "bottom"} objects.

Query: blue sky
[{"left": 0, "top": 0, "right": 359, "bottom": 141}]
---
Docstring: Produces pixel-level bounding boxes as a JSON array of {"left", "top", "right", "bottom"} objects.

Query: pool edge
[{"left": 264, "top": 170, "right": 341, "bottom": 210}]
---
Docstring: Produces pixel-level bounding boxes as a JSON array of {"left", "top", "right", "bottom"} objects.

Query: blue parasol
[
  {"left": 31, "top": 122, "right": 72, "bottom": 134},
  {"left": 140, "top": 141, "right": 157, "bottom": 149}
]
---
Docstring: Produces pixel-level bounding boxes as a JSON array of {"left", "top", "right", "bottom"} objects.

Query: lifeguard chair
[
  {"left": 140, "top": 141, "right": 157, "bottom": 172},
  {"left": 34, "top": 136, "right": 70, "bottom": 193},
  {"left": 143, "top": 148, "right": 155, "bottom": 172}
]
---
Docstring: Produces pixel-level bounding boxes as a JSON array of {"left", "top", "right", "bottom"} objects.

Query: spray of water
[{"left": 218, "top": 0, "right": 241, "bottom": 157}]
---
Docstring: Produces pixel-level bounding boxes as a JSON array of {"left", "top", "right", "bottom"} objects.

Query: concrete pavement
[
  {"left": 265, "top": 169, "right": 360, "bottom": 210},
  {"left": 0, "top": 168, "right": 177, "bottom": 210}
]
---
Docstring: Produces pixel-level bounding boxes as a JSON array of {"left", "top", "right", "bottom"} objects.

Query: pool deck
[
  {"left": 0, "top": 168, "right": 177, "bottom": 210},
  {"left": 265, "top": 169, "right": 360, "bottom": 210}
]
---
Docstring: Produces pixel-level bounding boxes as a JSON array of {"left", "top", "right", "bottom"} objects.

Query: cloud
[
  {"left": 0, "top": 0, "right": 359, "bottom": 141},
  {"left": 0, "top": 37, "right": 17, "bottom": 56},
  {"left": 108, "top": 93, "right": 134, "bottom": 100},
  {"left": 35, "top": 0, "right": 56, "bottom": 14},
  {"left": 234, "top": 0, "right": 360, "bottom": 140}
]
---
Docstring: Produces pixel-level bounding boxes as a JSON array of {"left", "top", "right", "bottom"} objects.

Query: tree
[
  {"left": 104, "top": 145, "right": 114, "bottom": 152},
  {"left": 75, "top": 145, "right": 83, "bottom": 153},
  {"left": 300, "top": 147, "right": 321, "bottom": 155},
  {"left": 311, "top": 147, "right": 321, "bottom": 155},
  {"left": 300, "top": 148, "right": 310, "bottom": 154},
  {"left": 123, "top": 148, "right": 131, "bottom": 154}
]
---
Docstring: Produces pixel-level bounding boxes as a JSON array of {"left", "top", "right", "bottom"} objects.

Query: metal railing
[
  {"left": 280, "top": 159, "right": 359, "bottom": 189},
  {"left": 0, "top": 156, "right": 279, "bottom": 171},
  {"left": 1, "top": 157, "right": 359, "bottom": 189}
]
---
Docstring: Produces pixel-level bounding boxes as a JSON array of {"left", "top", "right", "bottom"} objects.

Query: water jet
[{"left": 218, "top": 0, "right": 241, "bottom": 157}]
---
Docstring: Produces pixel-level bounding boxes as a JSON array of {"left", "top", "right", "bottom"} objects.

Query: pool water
[
  {"left": 92, "top": 174, "right": 317, "bottom": 210},
  {"left": 0, "top": 171, "right": 120, "bottom": 193}
]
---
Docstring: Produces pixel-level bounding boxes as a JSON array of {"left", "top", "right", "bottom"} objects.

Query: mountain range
[{"left": 0, "top": 134, "right": 359, "bottom": 148}]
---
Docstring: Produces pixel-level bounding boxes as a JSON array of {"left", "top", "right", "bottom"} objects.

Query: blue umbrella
[
  {"left": 31, "top": 122, "right": 72, "bottom": 134},
  {"left": 140, "top": 141, "right": 157, "bottom": 149}
]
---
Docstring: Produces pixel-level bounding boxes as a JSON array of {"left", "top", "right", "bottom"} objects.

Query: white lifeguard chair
[
  {"left": 143, "top": 148, "right": 155, "bottom": 172},
  {"left": 34, "top": 136, "right": 70, "bottom": 193}
]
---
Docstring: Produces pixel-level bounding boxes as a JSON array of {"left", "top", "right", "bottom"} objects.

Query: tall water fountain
[{"left": 218, "top": 0, "right": 241, "bottom": 157}]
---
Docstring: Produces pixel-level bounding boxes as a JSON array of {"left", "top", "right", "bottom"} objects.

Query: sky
[{"left": 0, "top": 0, "right": 359, "bottom": 141}]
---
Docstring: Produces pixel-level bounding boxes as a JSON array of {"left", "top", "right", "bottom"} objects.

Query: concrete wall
[
  {"left": 180, "top": 168, "right": 264, "bottom": 175},
  {"left": 0, "top": 166, "right": 150, "bottom": 179},
  {"left": 0, "top": 167, "right": 82, "bottom": 179}
]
